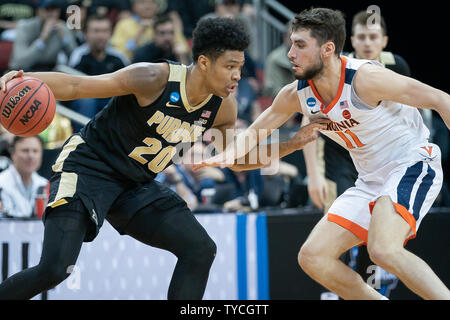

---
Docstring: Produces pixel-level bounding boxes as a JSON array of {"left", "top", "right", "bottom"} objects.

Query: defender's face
[
  {"left": 288, "top": 29, "right": 324, "bottom": 81},
  {"left": 207, "top": 50, "right": 244, "bottom": 98},
  {"left": 351, "top": 23, "right": 387, "bottom": 60}
]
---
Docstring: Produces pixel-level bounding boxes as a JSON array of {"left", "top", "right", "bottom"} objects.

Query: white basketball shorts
[{"left": 327, "top": 142, "right": 443, "bottom": 245}]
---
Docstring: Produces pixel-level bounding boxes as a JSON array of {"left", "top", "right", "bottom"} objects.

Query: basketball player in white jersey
[{"left": 196, "top": 8, "right": 450, "bottom": 299}]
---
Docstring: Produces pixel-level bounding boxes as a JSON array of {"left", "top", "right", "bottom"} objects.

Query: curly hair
[
  {"left": 291, "top": 8, "right": 346, "bottom": 56},
  {"left": 192, "top": 17, "right": 250, "bottom": 63}
]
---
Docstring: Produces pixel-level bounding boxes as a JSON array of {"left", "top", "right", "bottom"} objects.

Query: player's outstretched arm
[
  {"left": 196, "top": 82, "right": 329, "bottom": 171},
  {"left": 354, "top": 63, "right": 450, "bottom": 129},
  {"left": 0, "top": 63, "right": 168, "bottom": 103}
]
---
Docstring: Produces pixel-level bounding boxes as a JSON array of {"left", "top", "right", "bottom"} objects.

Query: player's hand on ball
[{"left": 1, "top": 70, "right": 24, "bottom": 92}]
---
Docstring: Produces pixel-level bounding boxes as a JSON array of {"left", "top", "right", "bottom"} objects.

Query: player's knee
[
  {"left": 37, "top": 263, "right": 71, "bottom": 288},
  {"left": 298, "top": 242, "right": 321, "bottom": 274},
  {"left": 188, "top": 237, "right": 217, "bottom": 267},
  {"left": 367, "top": 242, "right": 401, "bottom": 271}
]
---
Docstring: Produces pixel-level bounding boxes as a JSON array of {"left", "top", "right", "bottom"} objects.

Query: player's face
[
  {"left": 288, "top": 29, "right": 325, "bottom": 81},
  {"left": 207, "top": 50, "right": 245, "bottom": 98},
  {"left": 351, "top": 23, "right": 387, "bottom": 60},
  {"left": 11, "top": 137, "right": 43, "bottom": 176}
]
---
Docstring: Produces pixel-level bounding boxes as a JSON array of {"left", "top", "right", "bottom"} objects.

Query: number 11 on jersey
[{"left": 336, "top": 129, "right": 365, "bottom": 149}]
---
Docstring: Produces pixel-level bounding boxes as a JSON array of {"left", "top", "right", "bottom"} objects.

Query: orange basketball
[{"left": 0, "top": 76, "right": 56, "bottom": 137}]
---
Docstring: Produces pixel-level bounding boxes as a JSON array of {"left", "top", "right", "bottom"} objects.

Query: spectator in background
[
  {"left": 155, "top": 164, "right": 198, "bottom": 210},
  {"left": 166, "top": 0, "right": 215, "bottom": 40},
  {"left": 111, "top": 0, "right": 188, "bottom": 61},
  {"left": 0, "top": 136, "right": 48, "bottom": 218},
  {"left": 179, "top": 142, "right": 225, "bottom": 202},
  {"left": 201, "top": 0, "right": 257, "bottom": 59},
  {"left": 133, "top": 14, "right": 190, "bottom": 64},
  {"left": 0, "top": 125, "right": 11, "bottom": 173},
  {"left": 83, "top": 0, "right": 133, "bottom": 26},
  {"left": 68, "top": 13, "right": 129, "bottom": 131},
  {"left": 0, "top": 0, "right": 36, "bottom": 40},
  {"left": 221, "top": 166, "right": 262, "bottom": 212},
  {"left": 263, "top": 26, "right": 295, "bottom": 99},
  {"left": 69, "top": 14, "right": 130, "bottom": 75},
  {"left": 348, "top": 11, "right": 411, "bottom": 75},
  {"left": 8, "top": 0, "right": 77, "bottom": 72}
]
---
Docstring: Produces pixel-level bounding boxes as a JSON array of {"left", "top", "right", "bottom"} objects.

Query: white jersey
[{"left": 298, "top": 56, "right": 430, "bottom": 182}]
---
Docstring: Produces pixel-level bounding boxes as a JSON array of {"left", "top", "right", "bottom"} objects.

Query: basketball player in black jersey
[{"left": 0, "top": 17, "right": 325, "bottom": 300}]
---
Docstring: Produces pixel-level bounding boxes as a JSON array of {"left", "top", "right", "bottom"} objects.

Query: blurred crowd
[{"left": 0, "top": 0, "right": 448, "bottom": 219}]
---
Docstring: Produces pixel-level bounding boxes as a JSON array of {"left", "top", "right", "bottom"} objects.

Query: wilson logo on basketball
[
  {"left": 19, "top": 99, "right": 42, "bottom": 125},
  {"left": 1, "top": 85, "right": 32, "bottom": 119}
]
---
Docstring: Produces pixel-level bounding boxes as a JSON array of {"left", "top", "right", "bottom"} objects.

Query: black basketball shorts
[{"left": 44, "top": 134, "right": 188, "bottom": 242}]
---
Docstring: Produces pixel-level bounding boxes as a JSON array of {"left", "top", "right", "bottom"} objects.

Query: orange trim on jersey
[
  {"left": 369, "top": 201, "right": 417, "bottom": 245},
  {"left": 328, "top": 213, "right": 368, "bottom": 244},
  {"left": 308, "top": 56, "right": 347, "bottom": 114}
]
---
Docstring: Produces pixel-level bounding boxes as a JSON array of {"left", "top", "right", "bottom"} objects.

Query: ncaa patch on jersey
[
  {"left": 170, "top": 92, "right": 180, "bottom": 103},
  {"left": 306, "top": 97, "right": 316, "bottom": 107}
]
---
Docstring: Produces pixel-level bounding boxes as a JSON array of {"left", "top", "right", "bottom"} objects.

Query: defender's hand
[{"left": 288, "top": 119, "right": 330, "bottom": 151}]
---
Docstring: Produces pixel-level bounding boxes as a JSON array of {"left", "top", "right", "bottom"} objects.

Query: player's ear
[
  {"left": 322, "top": 41, "right": 335, "bottom": 58},
  {"left": 197, "top": 55, "right": 210, "bottom": 72}
]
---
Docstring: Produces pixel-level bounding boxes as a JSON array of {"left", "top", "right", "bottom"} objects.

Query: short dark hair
[
  {"left": 352, "top": 11, "right": 387, "bottom": 36},
  {"left": 192, "top": 17, "right": 250, "bottom": 63},
  {"left": 291, "top": 7, "right": 346, "bottom": 56},
  {"left": 153, "top": 14, "right": 173, "bottom": 30},
  {"left": 10, "top": 135, "right": 44, "bottom": 154},
  {"left": 83, "top": 13, "right": 111, "bottom": 33}
]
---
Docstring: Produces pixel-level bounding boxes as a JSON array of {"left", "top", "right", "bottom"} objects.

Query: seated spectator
[
  {"left": 0, "top": 136, "right": 48, "bottom": 218},
  {"left": 8, "top": 0, "right": 77, "bottom": 72},
  {"left": 68, "top": 13, "right": 129, "bottom": 131},
  {"left": 133, "top": 14, "right": 190, "bottom": 64},
  {"left": 155, "top": 164, "right": 198, "bottom": 210},
  {"left": 84, "top": 0, "right": 133, "bottom": 27},
  {"left": 201, "top": 0, "right": 257, "bottom": 60},
  {"left": 166, "top": 0, "right": 215, "bottom": 39},
  {"left": 0, "top": 124, "right": 13, "bottom": 158},
  {"left": 0, "top": 0, "right": 36, "bottom": 41},
  {"left": 179, "top": 142, "right": 225, "bottom": 202},
  {"left": 69, "top": 14, "right": 130, "bottom": 75},
  {"left": 221, "top": 167, "right": 263, "bottom": 212},
  {"left": 111, "top": 0, "right": 188, "bottom": 61}
]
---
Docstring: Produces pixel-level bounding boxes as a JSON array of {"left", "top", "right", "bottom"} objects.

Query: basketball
[{"left": 0, "top": 76, "right": 56, "bottom": 137}]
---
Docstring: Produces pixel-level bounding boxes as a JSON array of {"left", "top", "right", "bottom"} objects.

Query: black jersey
[{"left": 80, "top": 61, "right": 222, "bottom": 183}]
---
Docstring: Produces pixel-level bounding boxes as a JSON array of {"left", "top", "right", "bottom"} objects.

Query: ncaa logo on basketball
[
  {"left": 170, "top": 92, "right": 180, "bottom": 103},
  {"left": 1, "top": 85, "right": 32, "bottom": 119},
  {"left": 19, "top": 99, "right": 42, "bottom": 125},
  {"left": 306, "top": 97, "right": 316, "bottom": 107}
]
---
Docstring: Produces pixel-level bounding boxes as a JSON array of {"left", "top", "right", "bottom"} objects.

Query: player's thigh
[
  {"left": 300, "top": 214, "right": 364, "bottom": 260},
  {"left": 368, "top": 196, "right": 411, "bottom": 250}
]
